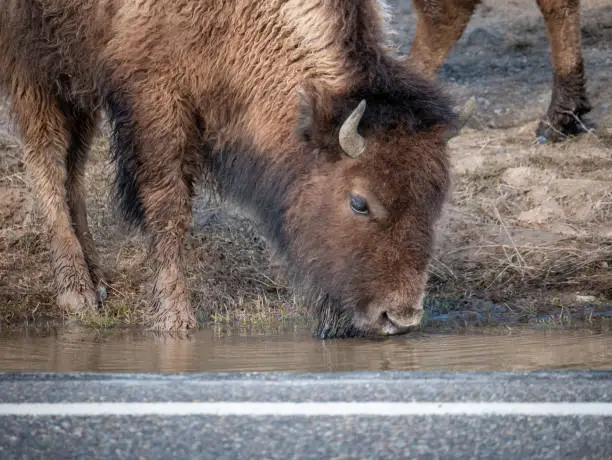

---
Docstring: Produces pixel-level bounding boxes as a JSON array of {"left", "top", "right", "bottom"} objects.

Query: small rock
[
  {"left": 517, "top": 200, "right": 565, "bottom": 224},
  {"left": 535, "top": 136, "right": 548, "bottom": 144},
  {"left": 501, "top": 166, "right": 554, "bottom": 189},
  {"left": 427, "top": 314, "right": 449, "bottom": 322},
  {"left": 575, "top": 295, "right": 597, "bottom": 304},
  {"left": 466, "top": 27, "right": 505, "bottom": 47},
  {"left": 96, "top": 285, "right": 108, "bottom": 303}
]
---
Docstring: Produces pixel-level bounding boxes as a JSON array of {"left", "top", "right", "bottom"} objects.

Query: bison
[
  {"left": 408, "top": 0, "right": 591, "bottom": 142},
  {"left": 0, "top": 0, "right": 465, "bottom": 337}
]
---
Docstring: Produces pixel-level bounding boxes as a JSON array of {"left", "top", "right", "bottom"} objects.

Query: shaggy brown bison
[
  {"left": 0, "top": 0, "right": 464, "bottom": 337},
  {"left": 409, "top": 0, "right": 591, "bottom": 142}
]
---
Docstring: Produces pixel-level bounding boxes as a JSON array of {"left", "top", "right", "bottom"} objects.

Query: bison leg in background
[
  {"left": 409, "top": 0, "right": 481, "bottom": 77},
  {"left": 536, "top": 0, "right": 591, "bottom": 142},
  {"left": 109, "top": 90, "right": 199, "bottom": 331},
  {"left": 10, "top": 80, "right": 99, "bottom": 314},
  {"left": 64, "top": 106, "right": 108, "bottom": 302}
]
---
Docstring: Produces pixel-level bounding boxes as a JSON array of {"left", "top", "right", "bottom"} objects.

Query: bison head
[{"left": 281, "top": 84, "right": 467, "bottom": 338}]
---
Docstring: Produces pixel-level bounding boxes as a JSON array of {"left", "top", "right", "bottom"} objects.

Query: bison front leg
[
  {"left": 11, "top": 83, "right": 98, "bottom": 315},
  {"left": 109, "top": 92, "right": 199, "bottom": 331},
  {"left": 409, "top": 0, "right": 481, "bottom": 77},
  {"left": 536, "top": 0, "right": 591, "bottom": 142},
  {"left": 139, "top": 146, "right": 198, "bottom": 331},
  {"left": 145, "top": 212, "right": 196, "bottom": 331}
]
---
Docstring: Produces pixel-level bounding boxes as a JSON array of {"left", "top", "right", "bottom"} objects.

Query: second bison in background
[{"left": 409, "top": 0, "right": 591, "bottom": 142}]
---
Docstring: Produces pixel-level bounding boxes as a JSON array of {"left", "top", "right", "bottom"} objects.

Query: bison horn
[
  {"left": 444, "top": 96, "right": 477, "bottom": 142},
  {"left": 339, "top": 99, "right": 367, "bottom": 159}
]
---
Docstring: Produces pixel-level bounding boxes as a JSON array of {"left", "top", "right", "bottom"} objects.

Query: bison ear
[{"left": 294, "top": 85, "right": 341, "bottom": 159}]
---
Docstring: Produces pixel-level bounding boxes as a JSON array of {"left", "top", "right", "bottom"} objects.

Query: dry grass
[
  {"left": 425, "top": 125, "right": 612, "bottom": 323},
  {"left": 1, "top": 121, "right": 609, "bottom": 330}
]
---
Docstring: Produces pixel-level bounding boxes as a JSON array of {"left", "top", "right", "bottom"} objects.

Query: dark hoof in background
[
  {"left": 536, "top": 65, "right": 592, "bottom": 144},
  {"left": 535, "top": 114, "right": 593, "bottom": 144}
]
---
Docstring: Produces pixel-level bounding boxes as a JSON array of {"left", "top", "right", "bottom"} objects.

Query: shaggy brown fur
[
  {"left": 0, "top": 0, "right": 455, "bottom": 337},
  {"left": 409, "top": 0, "right": 591, "bottom": 142}
]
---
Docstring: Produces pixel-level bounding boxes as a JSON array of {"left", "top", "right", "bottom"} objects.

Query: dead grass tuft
[{"left": 429, "top": 124, "right": 611, "bottom": 321}]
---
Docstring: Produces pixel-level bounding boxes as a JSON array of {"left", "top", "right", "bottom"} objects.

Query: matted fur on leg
[{"left": 12, "top": 84, "right": 99, "bottom": 316}]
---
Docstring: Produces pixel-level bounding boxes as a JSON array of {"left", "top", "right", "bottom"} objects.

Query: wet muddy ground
[
  {"left": 0, "top": 0, "right": 610, "bottom": 330},
  {"left": 1, "top": 322, "right": 610, "bottom": 372}
]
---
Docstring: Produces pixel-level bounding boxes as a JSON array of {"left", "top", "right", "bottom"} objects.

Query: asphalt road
[{"left": 0, "top": 371, "right": 611, "bottom": 459}]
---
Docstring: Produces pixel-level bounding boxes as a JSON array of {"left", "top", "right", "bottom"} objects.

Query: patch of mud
[{"left": 0, "top": 0, "right": 610, "bottom": 328}]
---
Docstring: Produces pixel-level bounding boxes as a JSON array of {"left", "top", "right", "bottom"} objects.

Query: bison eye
[{"left": 349, "top": 193, "right": 369, "bottom": 215}]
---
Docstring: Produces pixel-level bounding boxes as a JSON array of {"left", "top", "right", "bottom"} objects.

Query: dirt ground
[{"left": 1, "top": 0, "right": 610, "bottom": 329}]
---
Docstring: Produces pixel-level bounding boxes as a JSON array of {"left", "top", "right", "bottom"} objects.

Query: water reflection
[{"left": 0, "top": 323, "right": 610, "bottom": 372}]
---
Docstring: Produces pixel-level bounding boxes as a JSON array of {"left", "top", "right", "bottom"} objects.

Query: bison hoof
[
  {"left": 149, "top": 313, "right": 197, "bottom": 331},
  {"left": 57, "top": 288, "right": 98, "bottom": 315},
  {"left": 146, "top": 300, "right": 197, "bottom": 331},
  {"left": 535, "top": 115, "right": 589, "bottom": 144}
]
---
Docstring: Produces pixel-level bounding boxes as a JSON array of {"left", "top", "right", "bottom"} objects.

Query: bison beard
[
  {"left": 0, "top": 0, "right": 460, "bottom": 337},
  {"left": 311, "top": 294, "right": 362, "bottom": 339}
]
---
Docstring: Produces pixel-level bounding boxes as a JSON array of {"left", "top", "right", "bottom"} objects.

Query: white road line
[{"left": 0, "top": 402, "right": 611, "bottom": 417}]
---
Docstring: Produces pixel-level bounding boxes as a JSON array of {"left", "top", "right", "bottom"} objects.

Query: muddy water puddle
[{"left": 0, "top": 324, "right": 610, "bottom": 373}]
